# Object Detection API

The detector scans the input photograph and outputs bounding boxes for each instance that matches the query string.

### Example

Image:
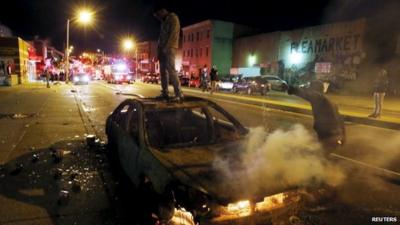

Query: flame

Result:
[255,192,285,212]
[214,192,287,222]
[227,200,251,216]
[170,208,196,225]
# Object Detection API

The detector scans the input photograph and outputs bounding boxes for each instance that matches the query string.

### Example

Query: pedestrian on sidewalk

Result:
[201,64,209,92]
[45,69,50,88]
[288,80,345,150]
[368,69,389,118]
[210,65,218,94]
[153,4,184,102]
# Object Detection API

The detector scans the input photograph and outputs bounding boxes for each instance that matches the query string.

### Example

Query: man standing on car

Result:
[153,5,184,101]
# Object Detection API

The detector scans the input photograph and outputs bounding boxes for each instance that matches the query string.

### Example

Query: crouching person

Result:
[288,81,345,151]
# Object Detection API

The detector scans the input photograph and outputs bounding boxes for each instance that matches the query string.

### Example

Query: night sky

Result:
[0,0,398,54]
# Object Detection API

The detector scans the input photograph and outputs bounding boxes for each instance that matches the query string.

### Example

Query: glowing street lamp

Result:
[65,8,95,83]
[77,10,93,24]
[122,38,138,76]
[122,39,134,51]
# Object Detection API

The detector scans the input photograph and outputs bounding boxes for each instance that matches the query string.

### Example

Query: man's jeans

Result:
[373,92,385,115]
[159,48,182,97]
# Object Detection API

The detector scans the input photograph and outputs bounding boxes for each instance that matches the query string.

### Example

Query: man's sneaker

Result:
[170,95,184,103]
[155,93,169,100]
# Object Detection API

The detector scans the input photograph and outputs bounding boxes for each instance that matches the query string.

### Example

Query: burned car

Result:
[106,97,293,224]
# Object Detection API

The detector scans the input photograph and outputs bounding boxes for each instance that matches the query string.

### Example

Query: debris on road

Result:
[54,168,63,180]
[72,179,82,192]
[86,134,96,147]
[31,154,39,163]
[58,190,70,205]
[12,114,28,119]
[51,149,64,163]
[70,89,77,93]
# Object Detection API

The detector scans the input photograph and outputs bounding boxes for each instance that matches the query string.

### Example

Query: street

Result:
[0,81,399,225]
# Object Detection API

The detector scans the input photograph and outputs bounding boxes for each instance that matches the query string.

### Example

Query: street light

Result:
[122,38,138,77]
[65,8,94,83]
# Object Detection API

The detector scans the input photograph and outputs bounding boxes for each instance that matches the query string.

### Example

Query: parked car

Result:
[105,97,294,224]
[188,77,200,88]
[217,76,237,92]
[142,73,159,84]
[179,75,190,86]
[232,76,270,95]
[72,73,90,85]
[261,75,288,92]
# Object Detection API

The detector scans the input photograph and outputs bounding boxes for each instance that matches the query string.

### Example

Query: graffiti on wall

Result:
[290,34,362,54]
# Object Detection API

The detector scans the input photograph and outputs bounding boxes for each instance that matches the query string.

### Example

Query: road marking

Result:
[330,153,400,177]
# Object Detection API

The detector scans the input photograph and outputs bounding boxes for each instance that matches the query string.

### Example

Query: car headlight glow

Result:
[127,75,132,80]
[82,75,90,82]
[116,63,127,71]
[73,76,80,82]
[115,75,121,80]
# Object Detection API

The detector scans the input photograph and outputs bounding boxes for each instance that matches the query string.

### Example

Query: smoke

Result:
[214,124,345,197]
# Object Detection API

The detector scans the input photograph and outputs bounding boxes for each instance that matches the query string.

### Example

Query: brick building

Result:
[181,20,253,77]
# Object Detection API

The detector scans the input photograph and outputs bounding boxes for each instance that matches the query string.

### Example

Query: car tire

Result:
[137,178,175,223]
[281,84,288,92]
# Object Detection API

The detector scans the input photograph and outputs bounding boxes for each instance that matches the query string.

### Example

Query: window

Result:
[145,107,210,148]
[207,30,210,38]
[191,49,193,57]
[206,47,209,56]
[128,104,139,136]
[196,32,199,41]
[200,48,202,57]
[191,33,194,42]
[195,49,198,57]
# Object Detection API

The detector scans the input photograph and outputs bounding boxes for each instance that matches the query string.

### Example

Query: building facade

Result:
[182,20,239,77]
[232,18,400,94]
[0,23,12,37]
[137,41,158,75]
[0,37,33,85]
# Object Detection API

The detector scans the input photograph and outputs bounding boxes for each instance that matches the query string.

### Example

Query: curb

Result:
[105,81,400,130]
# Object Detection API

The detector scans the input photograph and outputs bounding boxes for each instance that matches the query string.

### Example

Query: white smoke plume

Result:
[214,124,345,196]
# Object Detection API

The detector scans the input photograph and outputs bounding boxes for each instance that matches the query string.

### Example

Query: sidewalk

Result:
[173,84,400,130]
[0,83,113,225]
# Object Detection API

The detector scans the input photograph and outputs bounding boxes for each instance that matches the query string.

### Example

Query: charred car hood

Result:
[150,141,291,204]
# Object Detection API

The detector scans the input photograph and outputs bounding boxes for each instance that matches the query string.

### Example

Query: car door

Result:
[267,77,279,89]
[117,101,142,186]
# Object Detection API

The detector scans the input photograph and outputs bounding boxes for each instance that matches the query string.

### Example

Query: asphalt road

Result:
[1,81,399,225]
[73,81,400,222]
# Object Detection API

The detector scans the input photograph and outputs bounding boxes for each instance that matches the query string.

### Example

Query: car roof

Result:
[261,75,281,79]
[127,96,212,110]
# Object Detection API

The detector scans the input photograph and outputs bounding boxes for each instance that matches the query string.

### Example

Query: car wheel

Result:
[281,84,288,92]
[137,178,175,223]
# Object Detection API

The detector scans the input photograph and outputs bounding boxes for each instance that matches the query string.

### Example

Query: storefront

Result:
[232,19,369,85]
[0,37,31,86]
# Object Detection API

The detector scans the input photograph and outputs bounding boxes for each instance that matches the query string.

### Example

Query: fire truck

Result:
[105,62,135,84]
